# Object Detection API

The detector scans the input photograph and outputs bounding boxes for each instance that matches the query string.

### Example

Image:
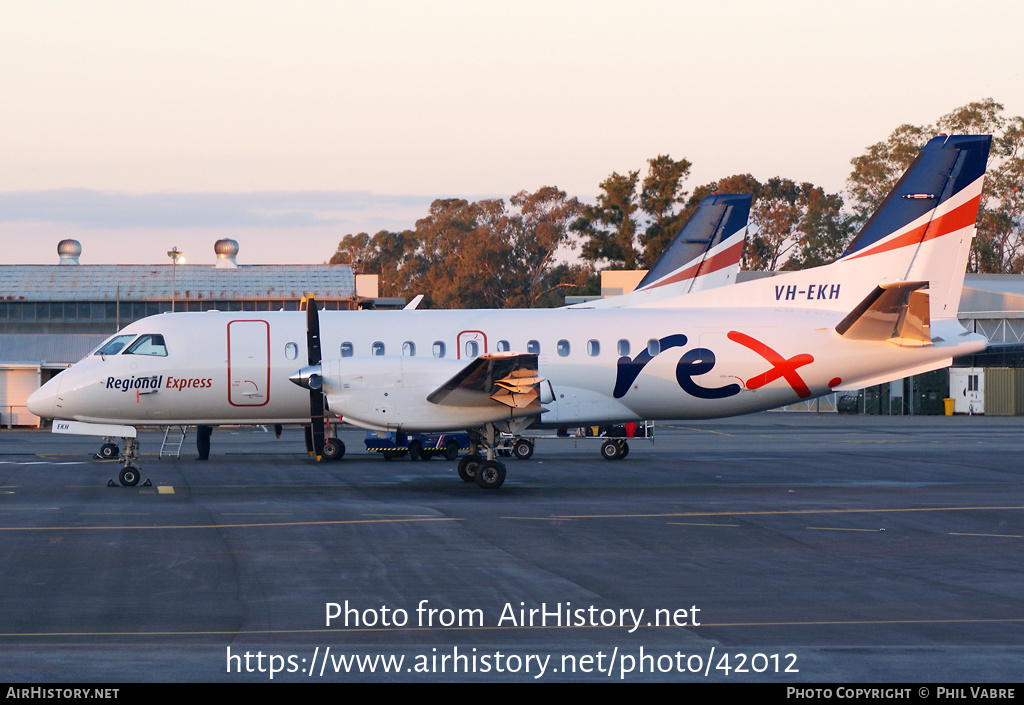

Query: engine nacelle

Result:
[318,356,541,432]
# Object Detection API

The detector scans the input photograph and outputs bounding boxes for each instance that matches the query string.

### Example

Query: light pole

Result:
[167,247,184,312]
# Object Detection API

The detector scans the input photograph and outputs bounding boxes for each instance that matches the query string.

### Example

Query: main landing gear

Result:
[458,423,507,490]
[321,437,346,461]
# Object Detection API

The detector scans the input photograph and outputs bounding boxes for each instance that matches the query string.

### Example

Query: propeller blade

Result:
[306,296,322,366]
[305,296,326,459]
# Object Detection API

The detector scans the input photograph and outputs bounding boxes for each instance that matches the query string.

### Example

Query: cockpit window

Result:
[123,334,168,357]
[94,334,136,356]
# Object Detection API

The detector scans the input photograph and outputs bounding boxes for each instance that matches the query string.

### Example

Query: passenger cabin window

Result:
[617,339,630,357]
[497,340,510,352]
[587,340,600,357]
[341,342,353,357]
[647,339,660,356]
[527,340,540,354]
[403,341,416,357]
[285,342,299,360]
[95,334,135,356]
[433,341,446,358]
[123,334,168,357]
[372,342,385,356]
[557,340,570,357]
[465,340,480,358]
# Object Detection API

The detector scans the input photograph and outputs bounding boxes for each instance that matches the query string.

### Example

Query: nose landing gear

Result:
[114,437,149,487]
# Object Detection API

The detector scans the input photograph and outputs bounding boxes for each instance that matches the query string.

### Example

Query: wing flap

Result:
[427,353,544,411]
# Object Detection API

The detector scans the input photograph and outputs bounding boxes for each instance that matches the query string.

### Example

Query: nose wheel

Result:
[119,466,141,487]
[113,437,148,487]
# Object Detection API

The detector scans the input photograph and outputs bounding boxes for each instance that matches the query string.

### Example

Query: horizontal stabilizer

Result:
[427,353,544,411]
[835,282,932,345]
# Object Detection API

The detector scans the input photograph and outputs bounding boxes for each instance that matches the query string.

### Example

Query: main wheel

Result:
[601,439,621,460]
[408,441,422,461]
[475,460,506,489]
[119,466,140,487]
[618,440,629,459]
[99,443,119,459]
[457,454,481,482]
[322,438,345,461]
[512,438,534,460]
[444,440,460,460]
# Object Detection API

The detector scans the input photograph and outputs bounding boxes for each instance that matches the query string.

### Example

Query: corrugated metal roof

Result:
[0,334,107,365]
[0,265,355,301]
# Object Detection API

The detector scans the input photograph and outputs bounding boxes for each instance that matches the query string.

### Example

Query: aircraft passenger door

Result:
[227,320,271,406]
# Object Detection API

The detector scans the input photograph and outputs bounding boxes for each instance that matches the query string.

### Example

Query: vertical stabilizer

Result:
[841,134,991,319]
[572,193,751,309]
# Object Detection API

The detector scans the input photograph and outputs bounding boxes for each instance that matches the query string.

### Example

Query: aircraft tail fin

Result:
[637,193,751,294]
[570,193,751,309]
[838,134,991,319]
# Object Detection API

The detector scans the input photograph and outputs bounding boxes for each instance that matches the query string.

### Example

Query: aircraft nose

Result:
[289,364,323,390]
[27,376,61,419]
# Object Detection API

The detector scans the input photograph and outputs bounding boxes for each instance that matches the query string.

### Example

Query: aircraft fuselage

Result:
[29,305,983,432]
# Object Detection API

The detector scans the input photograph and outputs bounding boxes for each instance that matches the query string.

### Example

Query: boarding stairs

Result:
[159,425,189,459]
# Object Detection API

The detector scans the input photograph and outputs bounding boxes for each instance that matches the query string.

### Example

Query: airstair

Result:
[159,425,189,459]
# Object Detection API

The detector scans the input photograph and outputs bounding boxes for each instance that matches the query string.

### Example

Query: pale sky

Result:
[1,0,1021,265]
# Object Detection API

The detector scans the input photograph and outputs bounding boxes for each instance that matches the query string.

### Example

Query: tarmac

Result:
[0,413,1022,682]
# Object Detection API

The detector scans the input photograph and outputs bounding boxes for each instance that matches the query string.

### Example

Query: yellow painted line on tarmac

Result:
[361,513,436,518]
[501,516,574,522]
[0,517,463,532]
[0,507,59,511]
[667,521,740,527]
[806,527,885,532]
[669,426,736,436]
[540,506,1024,520]
[80,512,150,516]
[950,532,1023,538]
[157,486,174,494]
[222,513,294,516]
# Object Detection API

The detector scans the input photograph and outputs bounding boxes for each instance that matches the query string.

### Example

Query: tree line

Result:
[331,99,1024,308]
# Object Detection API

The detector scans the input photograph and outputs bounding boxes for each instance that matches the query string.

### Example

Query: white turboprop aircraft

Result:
[29,135,990,490]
